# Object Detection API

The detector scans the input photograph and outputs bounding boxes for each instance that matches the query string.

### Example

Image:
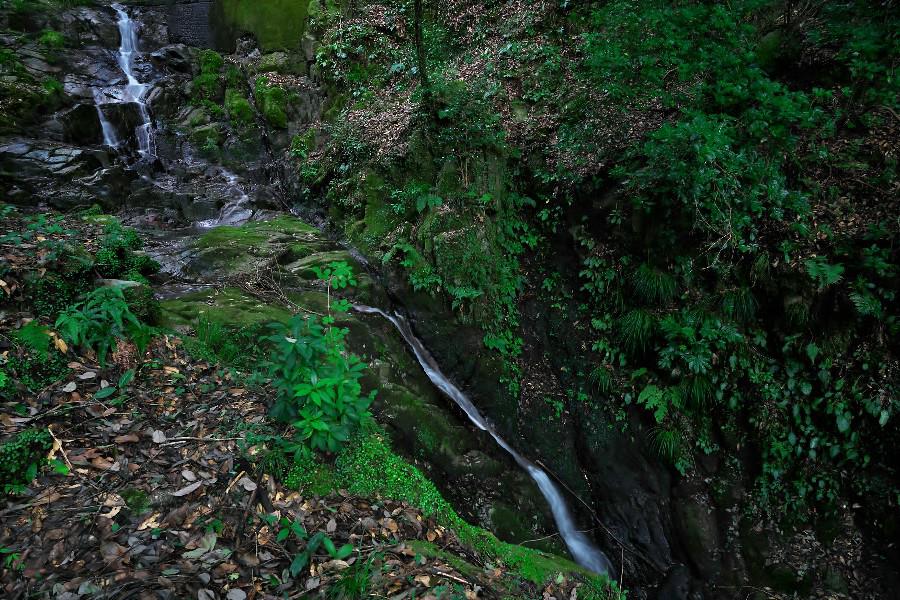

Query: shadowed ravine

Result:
[354,304,614,576]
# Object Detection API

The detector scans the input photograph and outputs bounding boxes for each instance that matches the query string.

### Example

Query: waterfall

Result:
[354,305,614,576]
[94,3,154,156]
[194,168,254,228]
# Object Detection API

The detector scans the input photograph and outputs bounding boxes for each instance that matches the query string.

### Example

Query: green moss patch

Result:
[160,288,292,329]
[219,0,309,50]
[285,425,617,591]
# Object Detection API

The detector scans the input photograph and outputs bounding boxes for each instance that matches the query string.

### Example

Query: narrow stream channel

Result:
[354,305,614,576]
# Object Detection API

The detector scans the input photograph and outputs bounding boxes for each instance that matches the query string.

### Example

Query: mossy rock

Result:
[160,287,292,329]
[215,0,310,51]
[190,123,222,146]
[189,217,322,278]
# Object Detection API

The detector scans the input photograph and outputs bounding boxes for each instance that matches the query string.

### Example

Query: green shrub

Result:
[254,76,288,128]
[26,259,93,318]
[262,261,372,453]
[55,287,153,365]
[0,429,52,494]
[225,89,254,126]
[37,29,64,50]
[94,222,160,282]
[262,314,374,452]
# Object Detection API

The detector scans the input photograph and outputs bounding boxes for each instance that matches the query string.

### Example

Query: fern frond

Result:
[10,321,51,358]
[722,287,757,322]
[679,375,713,408]
[618,309,655,354]
[650,426,681,463]
[849,291,883,318]
[632,263,678,306]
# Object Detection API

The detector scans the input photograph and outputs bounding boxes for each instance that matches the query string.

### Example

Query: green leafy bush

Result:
[94,222,160,282]
[55,287,152,365]
[254,76,288,128]
[225,89,254,126]
[262,262,373,452]
[262,315,374,453]
[0,429,53,494]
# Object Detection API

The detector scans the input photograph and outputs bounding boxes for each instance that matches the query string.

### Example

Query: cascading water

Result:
[194,168,254,228]
[354,305,614,576]
[94,3,154,156]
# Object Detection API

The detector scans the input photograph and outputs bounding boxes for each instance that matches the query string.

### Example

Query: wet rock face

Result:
[0,138,118,208]
[59,104,104,145]
[166,1,216,49]
[97,102,146,147]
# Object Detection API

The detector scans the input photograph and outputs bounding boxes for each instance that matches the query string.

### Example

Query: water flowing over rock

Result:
[354,305,614,576]
[93,3,154,156]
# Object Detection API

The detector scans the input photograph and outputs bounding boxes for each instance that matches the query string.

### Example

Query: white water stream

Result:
[94,3,154,156]
[354,305,613,575]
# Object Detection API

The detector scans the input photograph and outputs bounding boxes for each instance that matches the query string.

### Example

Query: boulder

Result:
[96,102,145,147]
[60,104,103,145]
[151,44,195,74]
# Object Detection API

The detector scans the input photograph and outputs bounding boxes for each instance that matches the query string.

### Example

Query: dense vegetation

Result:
[303,0,898,531]
[1,0,897,597]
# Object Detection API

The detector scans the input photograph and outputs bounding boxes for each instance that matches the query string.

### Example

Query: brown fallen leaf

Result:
[115,433,140,444]
[172,481,203,497]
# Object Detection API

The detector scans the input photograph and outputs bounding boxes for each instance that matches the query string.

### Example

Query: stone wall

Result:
[166,0,214,48]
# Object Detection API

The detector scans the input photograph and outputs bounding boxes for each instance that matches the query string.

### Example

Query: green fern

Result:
[849,291,883,318]
[55,287,152,366]
[804,256,844,290]
[632,263,677,305]
[617,309,655,354]
[722,287,757,322]
[679,375,713,408]
[650,426,681,464]
[10,321,51,358]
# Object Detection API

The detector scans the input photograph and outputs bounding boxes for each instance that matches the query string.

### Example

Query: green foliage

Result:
[631,263,677,305]
[262,515,353,579]
[327,552,380,600]
[94,222,160,282]
[55,287,152,366]
[3,350,69,393]
[254,76,288,128]
[26,264,93,320]
[37,29,64,50]
[804,256,845,290]
[10,320,51,358]
[0,429,52,494]
[262,314,374,453]
[617,309,654,355]
[225,89,254,126]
